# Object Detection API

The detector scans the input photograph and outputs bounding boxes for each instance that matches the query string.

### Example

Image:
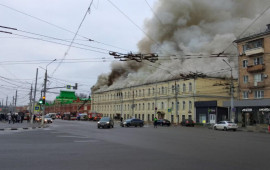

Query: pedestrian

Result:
[21,112,24,123]
[154,117,158,128]
[17,114,21,123]
[120,117,123,123]
[11,113,15,124]
[33,114,36,123]
[8,112,12,124]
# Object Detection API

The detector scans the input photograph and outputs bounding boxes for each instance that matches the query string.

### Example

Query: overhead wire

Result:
[0,3,130,52]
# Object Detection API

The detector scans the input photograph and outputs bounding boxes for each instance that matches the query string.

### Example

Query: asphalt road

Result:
[0,119,269,170]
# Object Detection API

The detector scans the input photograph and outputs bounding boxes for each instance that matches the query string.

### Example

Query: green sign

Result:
[168,108,171,112]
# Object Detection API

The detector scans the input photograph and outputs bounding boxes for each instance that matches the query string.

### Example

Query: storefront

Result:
[195,101,228,124]
[223,99,270,126]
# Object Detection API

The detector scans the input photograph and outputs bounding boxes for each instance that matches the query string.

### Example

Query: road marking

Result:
[74,140,97,143]
[57,135,89,139]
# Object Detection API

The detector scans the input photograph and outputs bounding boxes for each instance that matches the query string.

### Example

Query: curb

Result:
[0,125,49,131]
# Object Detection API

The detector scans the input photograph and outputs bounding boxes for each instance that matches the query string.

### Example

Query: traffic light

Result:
[39,99,43,104]
[42,96,45,104]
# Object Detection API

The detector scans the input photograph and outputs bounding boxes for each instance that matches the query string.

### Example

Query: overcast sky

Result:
[0,0,157,106]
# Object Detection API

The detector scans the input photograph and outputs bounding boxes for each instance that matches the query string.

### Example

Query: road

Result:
[0,119,269,170]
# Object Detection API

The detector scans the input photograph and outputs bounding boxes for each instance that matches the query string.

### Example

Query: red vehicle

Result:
[89,113,102,121]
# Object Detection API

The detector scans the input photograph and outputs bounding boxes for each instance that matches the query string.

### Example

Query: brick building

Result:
[224,24,270,125]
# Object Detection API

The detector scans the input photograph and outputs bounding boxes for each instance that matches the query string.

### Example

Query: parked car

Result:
[213,121,238,131]
[157,119,171,126]
[181,119,195,127]
[44,115,53,123]
[121,118,144,127]
[97,117,114,129]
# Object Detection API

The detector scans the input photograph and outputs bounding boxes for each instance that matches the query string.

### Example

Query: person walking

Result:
[154,117,158,128]
[8,112,12,124]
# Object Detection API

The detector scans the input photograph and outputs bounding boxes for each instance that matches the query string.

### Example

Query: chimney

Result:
[267,24,270,31]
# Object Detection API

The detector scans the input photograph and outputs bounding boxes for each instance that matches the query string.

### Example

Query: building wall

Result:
[91,77,235,123]
[237,34,270,99]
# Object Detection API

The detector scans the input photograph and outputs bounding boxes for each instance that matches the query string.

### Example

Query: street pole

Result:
[42,59,56,126]
[29,85,33,120]
[31,68,38,124]
[175,80,179,124]
[222,59,234,122]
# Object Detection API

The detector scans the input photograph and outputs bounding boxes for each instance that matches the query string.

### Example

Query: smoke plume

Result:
[92,0,270,92]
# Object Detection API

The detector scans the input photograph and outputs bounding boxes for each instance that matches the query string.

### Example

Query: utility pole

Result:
[42,69,47,126]
[42,59,56,126]
[222,59,234,122]
[175,80,179,124]
[154,82,157,118]
[132,89,134,118]
[12,96,14,113]
[31,68,38,124]
[29,85,33,122]
[15,90,17,113]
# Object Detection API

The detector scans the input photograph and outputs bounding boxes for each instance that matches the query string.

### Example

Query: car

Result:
[121,118,144,127]
[213,121,238,131]
[181,119,195,127]
[157,119,171,126]
[97,117,114,129]
[44,115,53,123]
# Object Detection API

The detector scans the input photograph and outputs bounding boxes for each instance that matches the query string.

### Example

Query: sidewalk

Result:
[0,121,48,131]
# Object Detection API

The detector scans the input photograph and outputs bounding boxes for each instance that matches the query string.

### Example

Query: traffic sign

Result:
[66,85,71,89]
[168,109,171,112]
[34,106,40,111]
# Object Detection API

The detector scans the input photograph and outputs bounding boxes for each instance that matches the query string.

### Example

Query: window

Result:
[162,87,164,94]
[254,57,263,65]
[246,39,263,50]
[189,83,192,92]
[171,102,174,110]
[143,103,145,110]
[182,101,186,110]
[139,90,141,97]
[254,74,263,83]
[177,102,179,111]
[243,60,248,67]
[143,89,145,97]
[139,103,141,110]
[161,102,164,110]
[243,75,249,84]
[176,84,180,93]
[148,103,150,110]
[152,88,155,96]
[172,85,175,94]
[183,84,186,92]
[243,91,249,99]
[255,90,264,99]
[148,88,150,96]
[152,103,154,110]
[189,101,192,110]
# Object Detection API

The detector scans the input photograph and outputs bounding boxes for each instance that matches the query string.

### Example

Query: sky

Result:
[0,0,157,106]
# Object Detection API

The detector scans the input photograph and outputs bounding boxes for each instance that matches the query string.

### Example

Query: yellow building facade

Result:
[91,77,237,123]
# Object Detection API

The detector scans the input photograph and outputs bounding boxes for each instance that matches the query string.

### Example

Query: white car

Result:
[44,115,53,123]
[213,121,238,131]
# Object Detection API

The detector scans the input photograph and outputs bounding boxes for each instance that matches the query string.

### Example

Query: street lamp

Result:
[41,59,56,125]
[222,59,235,122]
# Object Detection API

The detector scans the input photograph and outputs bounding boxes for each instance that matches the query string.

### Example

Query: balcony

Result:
[247,81,265,89]
[245,47,264,56]
[247,64,265,73]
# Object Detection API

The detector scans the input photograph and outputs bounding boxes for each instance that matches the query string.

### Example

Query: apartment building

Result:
[91,76,236,124]
[225,24,270,125]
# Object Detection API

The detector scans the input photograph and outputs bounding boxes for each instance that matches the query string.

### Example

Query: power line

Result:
[0,3,130,52]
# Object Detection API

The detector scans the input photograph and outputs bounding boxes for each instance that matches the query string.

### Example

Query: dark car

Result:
[157,119,171,126]
[121,118,144,127]
[181,119,195,127]
[97,117,114,129]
